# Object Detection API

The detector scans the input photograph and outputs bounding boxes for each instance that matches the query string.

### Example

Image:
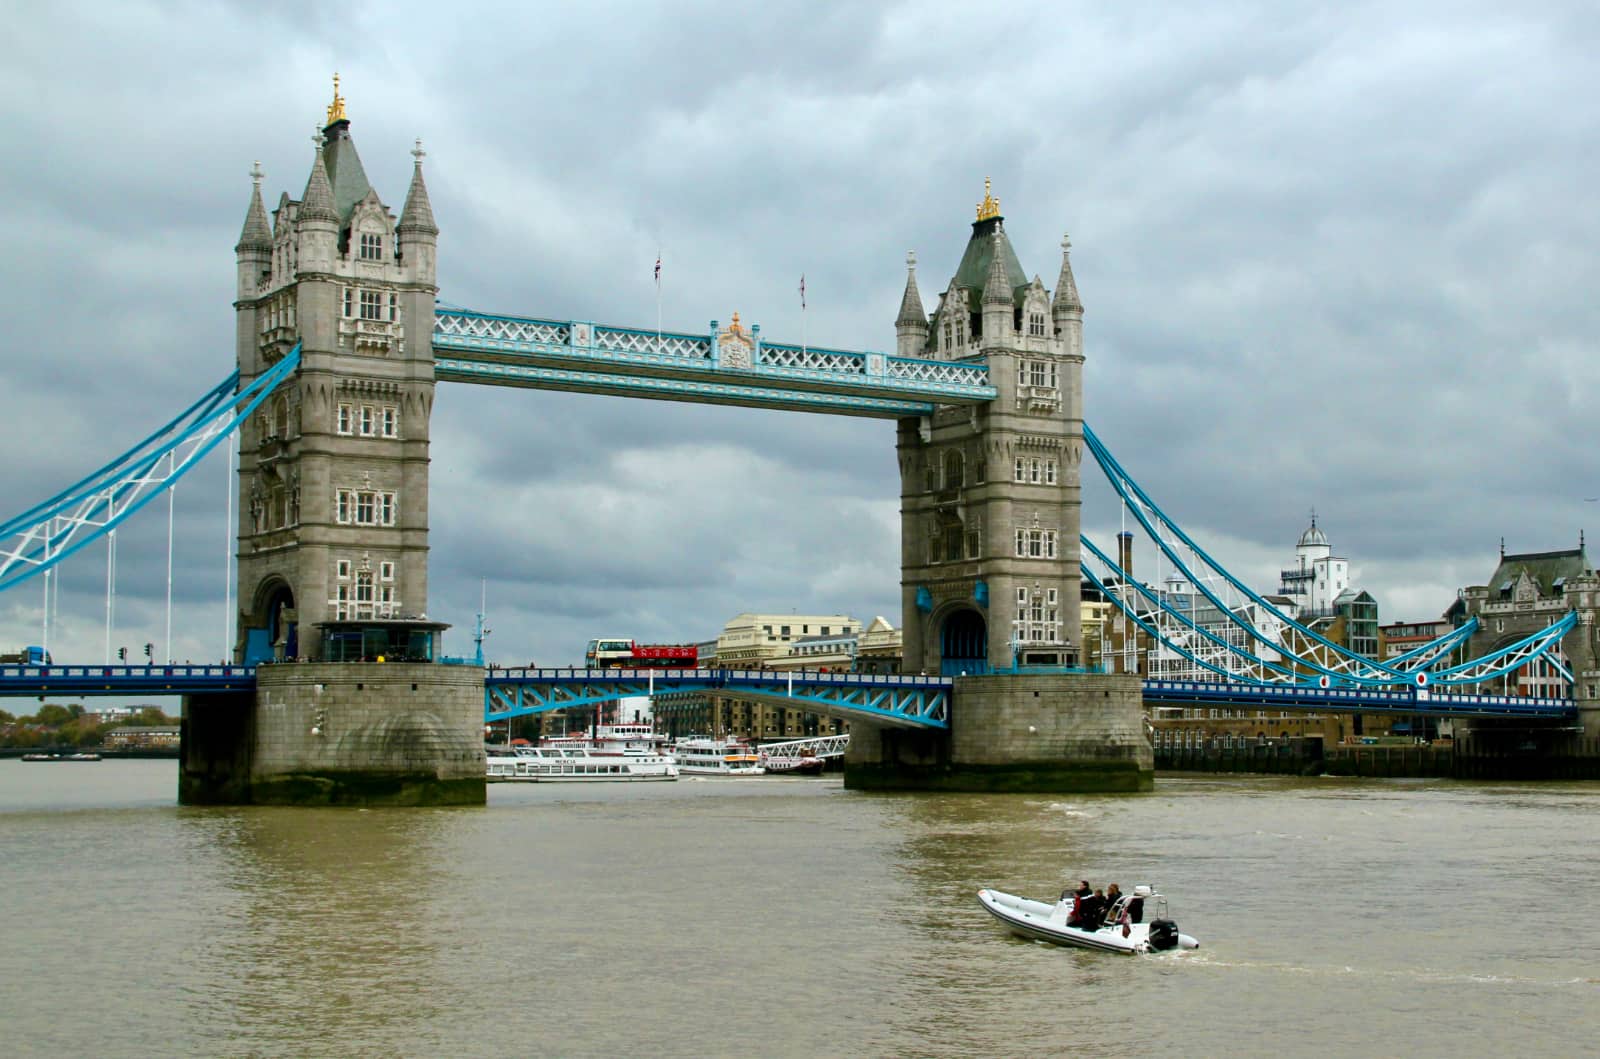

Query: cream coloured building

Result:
[714,612,861,669]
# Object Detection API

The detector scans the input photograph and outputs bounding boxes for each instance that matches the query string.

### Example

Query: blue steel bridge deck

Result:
[0,663,255,697]
[1143,679,1575,720]
[433,307,996,417]
[485,667,953,729]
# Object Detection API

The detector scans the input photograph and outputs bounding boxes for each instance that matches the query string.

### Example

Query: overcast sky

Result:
[2,0,1597,671]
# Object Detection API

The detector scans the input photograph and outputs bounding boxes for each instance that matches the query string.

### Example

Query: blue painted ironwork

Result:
[484,667,951,729]
[1142,679,1576,720]
[0,663,256,697]
[0,345,302,593]
[1082,421,1575,690]
[433,307,995,417]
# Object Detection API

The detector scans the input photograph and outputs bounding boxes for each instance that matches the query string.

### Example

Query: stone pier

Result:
[180,662,486,806]
[844,673,1152,792]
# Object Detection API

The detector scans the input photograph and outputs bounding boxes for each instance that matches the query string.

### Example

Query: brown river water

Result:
[2,760,1597,1057]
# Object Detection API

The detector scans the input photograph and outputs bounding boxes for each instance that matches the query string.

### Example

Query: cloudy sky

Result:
[2,0,1597,671]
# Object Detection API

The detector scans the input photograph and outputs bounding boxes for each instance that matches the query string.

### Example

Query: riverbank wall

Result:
[1156,737,1600,780]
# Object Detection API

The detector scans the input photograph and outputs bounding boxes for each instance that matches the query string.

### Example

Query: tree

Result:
[34,703,73,728]
[134,706,174,727]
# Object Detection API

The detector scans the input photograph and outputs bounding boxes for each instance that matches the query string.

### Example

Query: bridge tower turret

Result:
[231,79,439,663]
[896,182,1084,675]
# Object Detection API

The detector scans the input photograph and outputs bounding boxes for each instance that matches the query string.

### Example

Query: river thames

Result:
[2,761,1596,1057]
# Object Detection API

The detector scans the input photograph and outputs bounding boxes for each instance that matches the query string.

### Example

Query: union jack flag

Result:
[799,274,806,310]
[654,254,661,285]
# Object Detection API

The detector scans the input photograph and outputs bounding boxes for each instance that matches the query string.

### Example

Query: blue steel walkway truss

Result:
[433,306,996,417]
[484,668,952,729]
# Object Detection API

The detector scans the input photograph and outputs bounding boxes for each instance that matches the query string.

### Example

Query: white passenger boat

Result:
[977,885,1200,954]
[486,745,679,782]
[671,737,764,776]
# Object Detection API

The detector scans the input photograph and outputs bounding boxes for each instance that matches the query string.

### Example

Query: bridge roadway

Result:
[0,665,1576,723]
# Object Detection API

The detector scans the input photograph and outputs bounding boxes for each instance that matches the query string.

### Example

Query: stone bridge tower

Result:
[231,79,439,662]
[896,183,1084,675]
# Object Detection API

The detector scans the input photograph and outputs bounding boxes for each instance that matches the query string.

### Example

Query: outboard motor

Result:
[1147,918,1181,952]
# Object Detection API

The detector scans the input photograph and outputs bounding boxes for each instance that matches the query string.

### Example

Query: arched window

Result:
[943,450,964,490]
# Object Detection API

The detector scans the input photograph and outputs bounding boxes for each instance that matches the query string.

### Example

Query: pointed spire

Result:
[398,138,439,236]
[896,251,926,328]
[982,230,1012,306]
[300,130,338,224]
[235,161,272,253]
[1052,232,1082,313]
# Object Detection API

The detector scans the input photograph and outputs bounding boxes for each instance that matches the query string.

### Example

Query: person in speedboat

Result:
[1072,888,1108,929]
[1061,880,1092,925]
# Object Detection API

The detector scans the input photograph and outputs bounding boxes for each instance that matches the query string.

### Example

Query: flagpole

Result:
[799,273,807,356]
[655,249,662,348]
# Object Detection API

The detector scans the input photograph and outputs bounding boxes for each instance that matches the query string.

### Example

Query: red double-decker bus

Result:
[584,638,698,668]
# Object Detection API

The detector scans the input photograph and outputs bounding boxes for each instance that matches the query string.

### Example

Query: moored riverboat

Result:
[671,737,764,776]
[758,752,825,775]
[20,751,102,762]
[486,745,678,782]
[977,885,1199,954]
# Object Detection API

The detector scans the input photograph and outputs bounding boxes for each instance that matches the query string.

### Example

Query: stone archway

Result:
[939,607,988,677]
[241,579,297,664]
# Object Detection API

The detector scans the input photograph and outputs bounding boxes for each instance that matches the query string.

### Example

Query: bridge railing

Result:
[434,308,994,397]
[486,666,953,689]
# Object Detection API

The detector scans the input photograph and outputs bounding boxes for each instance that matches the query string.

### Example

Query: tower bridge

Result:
[2,83,1594,803]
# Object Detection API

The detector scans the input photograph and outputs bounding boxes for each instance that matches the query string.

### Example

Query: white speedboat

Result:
[671,737,764,776]
[977,885,1199,954]
[486,745,678,782]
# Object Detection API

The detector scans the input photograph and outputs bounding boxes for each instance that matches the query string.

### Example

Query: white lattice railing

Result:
[758,344,865,374]
[592,327,711,359]
[435,307,994,397]
[434,313,570,347]
[888,359,990,386]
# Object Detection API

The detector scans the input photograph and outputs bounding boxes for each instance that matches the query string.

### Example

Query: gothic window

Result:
[336,490,351,524]
[1028,312,1046,337]
[1014,528,1058,559]
[380,561,394,582]
[359,406,375,436]
[925,459,938,494]
[335,584,350,620]
[944,523,963,562]
[942,321,952,351]
[356,571,375,607]
[337,404,353,435]
[381,407,398,437]
[289,485,300,525]
[955,317,966,347]
[388,292,398,322]
[343,288,353,318]
[1045,460,1058,485]
[360,232,382,261]
[379,492,396,526]
[1029,458,1041,484]
[337,559,351,580]
[943,450,964,490]
[1014,457,1025,483]
[271,396,289,437]
[360,289,383,321]
[928,535,941,565]
[966,529,980,558]
[356,492,375,524]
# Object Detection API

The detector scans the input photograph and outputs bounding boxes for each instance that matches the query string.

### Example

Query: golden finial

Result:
[976,177,1000,221]
[325,72,347,126]
[730,311,743,334]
